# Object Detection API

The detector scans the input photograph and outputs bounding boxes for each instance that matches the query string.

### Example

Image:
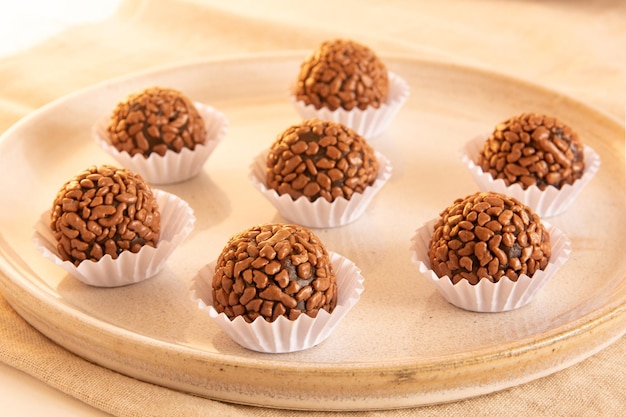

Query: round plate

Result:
[0,52,624,411]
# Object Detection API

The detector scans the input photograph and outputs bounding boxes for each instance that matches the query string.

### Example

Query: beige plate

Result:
[0,53,624,411]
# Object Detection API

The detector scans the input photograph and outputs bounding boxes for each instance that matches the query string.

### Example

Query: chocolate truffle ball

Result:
[477,112,585,190]
[107,86,206,157]
[428,191,551,285]
[266,118,379,202]
[50,165,161,266]
[212,223,337,323]
[295,39,389,111]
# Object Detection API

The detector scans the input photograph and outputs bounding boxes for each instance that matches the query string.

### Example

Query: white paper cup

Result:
[410,218,571,313]
[290,72,409,140]
[33,189,195,287]
[461,135,601,217]
[93,102,228,185]
[190,252,365,353]
[249,149,392,228]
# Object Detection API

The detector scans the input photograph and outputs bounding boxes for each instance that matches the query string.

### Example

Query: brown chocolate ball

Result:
[428,191,551,285]
[295,39,389,111]
[477,112,585,190]
[107,86,206,157]
[212,223,337,323]
[266,118,379,203]
[50,165,161,266]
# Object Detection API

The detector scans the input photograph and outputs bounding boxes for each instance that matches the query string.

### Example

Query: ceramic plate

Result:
[0,52,624,411]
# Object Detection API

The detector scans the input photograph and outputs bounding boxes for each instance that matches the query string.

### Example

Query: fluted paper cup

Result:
[190,252,364,353]
[93,102,228,185]
[249,149,392,228]
[290,72,409,140]
[33,189,195,287]
[410,218,571,313]
[462,135,601,217]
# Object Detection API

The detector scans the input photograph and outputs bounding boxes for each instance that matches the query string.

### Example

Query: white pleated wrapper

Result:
[289,72,410,140]
[249,150,392,228]
[410,218,571,313]
[461,135,601,217]
[190,252,365,353]
[33,189,195,287]
[93,102,228,185]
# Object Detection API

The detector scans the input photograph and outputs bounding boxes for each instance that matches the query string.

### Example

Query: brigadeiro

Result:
[33,164,195,287]
[290,39,409,140]
[249,118,392,228]
[462,112,600,217]
[410,191,571,312]
[51,165,161,265]
[93,86,227,184]
[190,223,365,353]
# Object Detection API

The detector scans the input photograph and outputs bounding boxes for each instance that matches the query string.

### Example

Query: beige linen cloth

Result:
[1,0,624,415]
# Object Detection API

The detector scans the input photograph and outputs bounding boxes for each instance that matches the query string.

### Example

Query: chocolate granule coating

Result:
[50,165,161,266]
[295,39,389,111]
[428,192,551,285]
[477,112,585,190]
[266,118,379,203]
[212,223,337,323]
[107,86,206,158]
